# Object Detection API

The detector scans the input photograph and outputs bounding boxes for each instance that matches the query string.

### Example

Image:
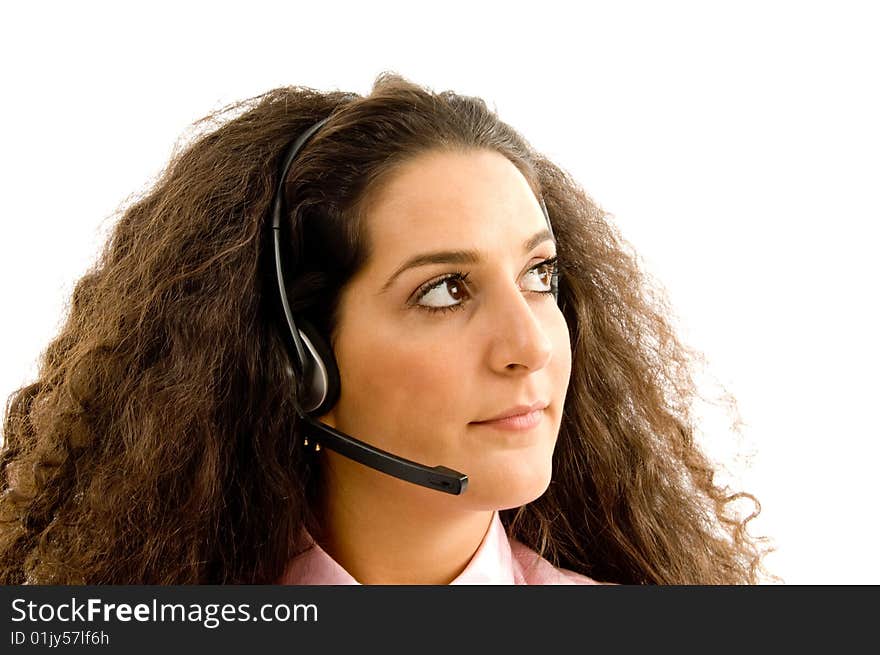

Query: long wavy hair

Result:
[0,71,772,584]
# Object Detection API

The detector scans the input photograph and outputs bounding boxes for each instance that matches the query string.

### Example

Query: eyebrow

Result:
[379,228,556,294]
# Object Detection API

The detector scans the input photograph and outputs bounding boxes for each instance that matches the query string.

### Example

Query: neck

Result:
[316,452,493,585]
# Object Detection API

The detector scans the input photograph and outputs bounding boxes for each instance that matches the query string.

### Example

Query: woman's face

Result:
[318,148,572,511]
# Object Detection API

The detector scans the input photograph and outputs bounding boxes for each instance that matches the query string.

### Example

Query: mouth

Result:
[470,406,546,431]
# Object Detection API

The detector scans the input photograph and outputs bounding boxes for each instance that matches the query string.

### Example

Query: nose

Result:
[485,283,554,374]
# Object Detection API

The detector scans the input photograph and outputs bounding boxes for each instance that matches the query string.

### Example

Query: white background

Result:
[1,1,877,584]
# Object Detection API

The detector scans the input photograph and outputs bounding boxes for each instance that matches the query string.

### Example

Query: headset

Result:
[270,115,557,496]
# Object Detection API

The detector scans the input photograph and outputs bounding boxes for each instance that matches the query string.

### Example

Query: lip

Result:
[471,401,549,428]
[471,408,545,431]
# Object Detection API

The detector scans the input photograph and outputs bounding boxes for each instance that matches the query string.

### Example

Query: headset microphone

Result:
[270,115,557,496]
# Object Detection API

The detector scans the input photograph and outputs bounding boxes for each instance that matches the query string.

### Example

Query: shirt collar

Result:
[278,511,516,585]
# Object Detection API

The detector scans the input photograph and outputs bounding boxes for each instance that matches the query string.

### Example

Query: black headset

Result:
[270,115,557,496]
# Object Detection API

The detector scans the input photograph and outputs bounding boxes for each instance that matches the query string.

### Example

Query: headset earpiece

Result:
[295,317,341,416]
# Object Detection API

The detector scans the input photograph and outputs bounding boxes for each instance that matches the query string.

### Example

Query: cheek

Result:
[335,323,468,435]
[545,310,573,395]
[557,317,573,385]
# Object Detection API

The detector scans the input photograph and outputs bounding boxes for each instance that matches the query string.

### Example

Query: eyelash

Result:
[412,257,559,315]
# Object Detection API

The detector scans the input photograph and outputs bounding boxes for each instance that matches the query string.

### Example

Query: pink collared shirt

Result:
[277,511,601,585]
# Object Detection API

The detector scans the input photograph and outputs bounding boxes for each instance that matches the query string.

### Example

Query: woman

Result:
[0,72,770,584]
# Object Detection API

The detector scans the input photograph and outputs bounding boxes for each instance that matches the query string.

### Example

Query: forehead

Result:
[362,149,546,260]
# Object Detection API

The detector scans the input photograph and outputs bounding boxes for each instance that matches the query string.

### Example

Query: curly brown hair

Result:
[0,71,772,584]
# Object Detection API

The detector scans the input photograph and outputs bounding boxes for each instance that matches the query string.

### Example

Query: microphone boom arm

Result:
[300,414,468,495]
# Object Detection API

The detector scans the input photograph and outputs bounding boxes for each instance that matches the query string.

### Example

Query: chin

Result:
[500,477,553,510]
[463,460,554,511]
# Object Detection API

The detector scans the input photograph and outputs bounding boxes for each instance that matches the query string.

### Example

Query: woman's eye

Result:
[414,274,471,314]
[412,257,558,315]
[523,259,557,292]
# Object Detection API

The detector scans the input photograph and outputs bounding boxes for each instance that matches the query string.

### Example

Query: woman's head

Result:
[0,72,771,584]
[272,81,578,515]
